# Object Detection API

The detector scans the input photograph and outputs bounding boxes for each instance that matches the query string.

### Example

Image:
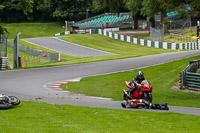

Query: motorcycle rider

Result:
[129,71,145,97]
[121,99,169,110]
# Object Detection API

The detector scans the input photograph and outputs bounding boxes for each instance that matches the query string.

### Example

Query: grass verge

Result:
[4,22,65,39]
[61,55,200,108]
[60,34,176,55]
[0,101,199,133]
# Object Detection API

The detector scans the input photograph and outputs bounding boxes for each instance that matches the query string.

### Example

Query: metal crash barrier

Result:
[180,59,200,90]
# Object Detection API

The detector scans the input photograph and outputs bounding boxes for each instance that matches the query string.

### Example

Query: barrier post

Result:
[13,32,21,69]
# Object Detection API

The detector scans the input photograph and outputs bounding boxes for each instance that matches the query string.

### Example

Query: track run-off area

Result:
[1,37,200,116]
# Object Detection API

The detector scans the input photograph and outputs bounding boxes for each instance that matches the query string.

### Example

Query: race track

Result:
[1,49,200,116]
[23,37,115,57]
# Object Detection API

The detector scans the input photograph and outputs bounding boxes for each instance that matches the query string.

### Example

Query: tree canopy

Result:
[0,0,199,27]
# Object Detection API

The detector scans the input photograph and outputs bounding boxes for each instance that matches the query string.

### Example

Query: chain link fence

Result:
[0,34,8,57]
[8,53,51,68]
[150,27,164,42]
[7,40,60,61]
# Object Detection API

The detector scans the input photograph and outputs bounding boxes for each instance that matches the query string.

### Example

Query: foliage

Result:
[124,0,142,29]
[0,24,8,35]
[92,0,127,13]
[52,0,92,21]
[124,0,142,16]
[0,0,200,23]
[13,0,34,15]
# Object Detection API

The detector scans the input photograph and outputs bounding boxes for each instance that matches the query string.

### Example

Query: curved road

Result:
[23,37,115,57]
[1,50,200,116]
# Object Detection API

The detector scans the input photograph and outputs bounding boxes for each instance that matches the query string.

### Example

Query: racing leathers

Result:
[129,74,145,96]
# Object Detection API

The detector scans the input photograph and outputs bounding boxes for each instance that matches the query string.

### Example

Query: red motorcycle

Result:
[123,80,152,103]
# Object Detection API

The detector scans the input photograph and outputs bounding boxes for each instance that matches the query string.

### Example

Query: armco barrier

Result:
[180,59,200,90]
[98,29,199,50]
[185,72,200,90]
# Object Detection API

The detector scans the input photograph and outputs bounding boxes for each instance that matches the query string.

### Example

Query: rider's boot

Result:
[161,103,169,110]
[121,100,129,108]
[151,103,169,110]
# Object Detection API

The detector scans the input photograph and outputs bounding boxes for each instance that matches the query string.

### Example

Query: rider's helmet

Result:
[138,71,144,79]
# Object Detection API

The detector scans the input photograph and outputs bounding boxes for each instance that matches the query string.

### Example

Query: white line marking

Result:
[21,39,67,55]
[44,78,112,100]
[53,37,117,55]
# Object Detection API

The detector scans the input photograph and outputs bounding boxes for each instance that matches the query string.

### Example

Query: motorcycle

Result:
[0,94,20,109]
[122,80,169,110]
[123,80,152,103]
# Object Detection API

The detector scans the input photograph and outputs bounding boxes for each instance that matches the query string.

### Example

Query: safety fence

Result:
[0,35,10,69]
[0,34,8,57]
[98,29,199,50]
[7,40,60,61]
[180,59,200,91]
[170,33,196,43]
[150,27,164,42]
[7,53,51,68]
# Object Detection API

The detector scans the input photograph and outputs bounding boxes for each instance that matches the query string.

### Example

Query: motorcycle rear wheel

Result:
[0,103,12,109]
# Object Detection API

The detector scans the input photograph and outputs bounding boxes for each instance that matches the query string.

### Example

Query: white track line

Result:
[44,77,112,100]
[53,37,117,55]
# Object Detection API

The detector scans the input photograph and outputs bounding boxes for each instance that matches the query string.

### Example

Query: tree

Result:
[92,0,126,14]
[0,0,34,35]
[124,0,143,29]
[12,0,34,15]
[51,0,93,21]
[34,0,54,21]
[140,0,183,28]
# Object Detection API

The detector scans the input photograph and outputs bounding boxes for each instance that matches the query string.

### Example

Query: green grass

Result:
[0,101,199,133]
[61,34,176,56]
[4,22,65,39]
[61,55,200,108]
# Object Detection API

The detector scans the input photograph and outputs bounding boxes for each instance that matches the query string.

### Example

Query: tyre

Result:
[148,94,152,103]
[143,93,152,103]
[0,103,12,109]
[8,96,20,105]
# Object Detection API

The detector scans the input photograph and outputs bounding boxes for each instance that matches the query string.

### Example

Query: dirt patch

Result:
[172,82,200,94]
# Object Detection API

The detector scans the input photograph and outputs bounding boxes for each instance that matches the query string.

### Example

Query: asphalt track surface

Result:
[1,48,200,116]
[23,37,115,57]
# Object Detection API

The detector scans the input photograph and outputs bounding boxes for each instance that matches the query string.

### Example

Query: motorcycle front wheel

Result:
[145,93,152,103]
[142,92,152,103]
[8,96,20,105]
